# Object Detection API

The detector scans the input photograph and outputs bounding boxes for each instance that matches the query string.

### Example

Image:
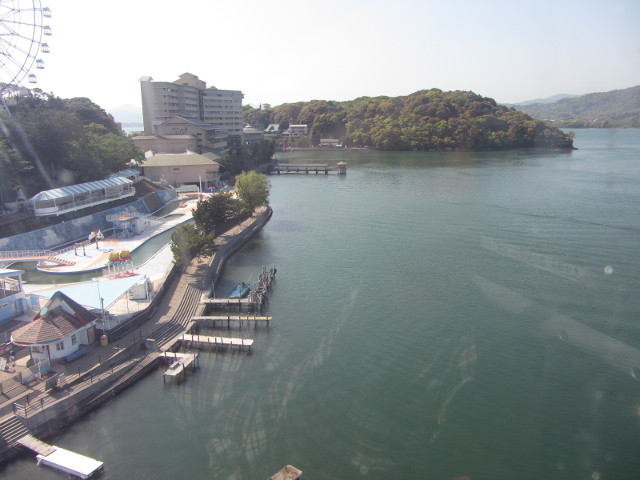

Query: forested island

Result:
[244,89,574,151]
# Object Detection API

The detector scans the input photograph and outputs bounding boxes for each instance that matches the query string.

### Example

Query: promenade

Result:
[0,205,272,466]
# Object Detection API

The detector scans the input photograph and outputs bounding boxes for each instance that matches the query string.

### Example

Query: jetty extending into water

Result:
[192,314,272,329]
[180,333,254,351]
[269,162,346,175]
[160,352,199,383]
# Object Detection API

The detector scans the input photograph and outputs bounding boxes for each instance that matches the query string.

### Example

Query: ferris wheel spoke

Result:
[0,17,42,30]
[0,0,48,94]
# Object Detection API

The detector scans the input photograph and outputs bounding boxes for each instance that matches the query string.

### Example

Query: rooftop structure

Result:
[0,268,37,325]
[140,151,220,189]
[11,291,99,363]
[30,177,135,217]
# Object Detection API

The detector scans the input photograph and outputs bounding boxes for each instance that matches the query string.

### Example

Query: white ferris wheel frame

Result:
[0,0,49,94]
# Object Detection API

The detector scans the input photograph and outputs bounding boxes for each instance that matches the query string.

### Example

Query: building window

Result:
[55,341,64,351]
[71,334,77,345]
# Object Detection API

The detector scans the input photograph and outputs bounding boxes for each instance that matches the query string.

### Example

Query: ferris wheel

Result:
[0,0,51,96]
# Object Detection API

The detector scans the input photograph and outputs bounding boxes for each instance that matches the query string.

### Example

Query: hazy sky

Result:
[27,0,640,110]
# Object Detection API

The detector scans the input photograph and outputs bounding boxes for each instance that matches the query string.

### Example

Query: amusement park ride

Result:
[0,1,52,109]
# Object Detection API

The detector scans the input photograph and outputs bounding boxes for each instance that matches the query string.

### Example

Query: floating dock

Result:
[268,465,303,480]
[37,447,104,479]
[180,333,253,351]
[18,434,103,479]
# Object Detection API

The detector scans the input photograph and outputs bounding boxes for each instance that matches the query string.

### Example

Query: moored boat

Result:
[227,282,250,298]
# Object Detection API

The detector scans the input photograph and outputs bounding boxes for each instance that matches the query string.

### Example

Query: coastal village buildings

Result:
[138,73,243,154]
[243,125,264,145]
[286,124,308,136]
[132,134,197,155]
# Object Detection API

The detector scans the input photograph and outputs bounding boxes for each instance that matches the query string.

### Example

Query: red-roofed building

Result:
[11,291,99,363]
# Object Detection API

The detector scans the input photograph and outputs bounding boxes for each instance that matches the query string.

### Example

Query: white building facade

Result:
[140,73,244,138]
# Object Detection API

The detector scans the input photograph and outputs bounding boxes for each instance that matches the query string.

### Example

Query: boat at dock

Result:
[227,282,250,298]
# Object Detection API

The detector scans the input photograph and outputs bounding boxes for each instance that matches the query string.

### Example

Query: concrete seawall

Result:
[203,205,273,293]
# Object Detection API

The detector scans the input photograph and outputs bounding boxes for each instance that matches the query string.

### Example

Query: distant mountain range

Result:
[108,104,143,126]
[512,85,640,128]
[510,94,579,106]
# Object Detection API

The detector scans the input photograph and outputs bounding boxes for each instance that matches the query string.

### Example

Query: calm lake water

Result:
[4,129,640,480]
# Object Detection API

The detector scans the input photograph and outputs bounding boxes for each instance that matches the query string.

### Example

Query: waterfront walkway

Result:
[0,206,272,465]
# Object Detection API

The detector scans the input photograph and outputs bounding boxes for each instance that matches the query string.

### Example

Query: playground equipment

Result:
[88,229,104,249]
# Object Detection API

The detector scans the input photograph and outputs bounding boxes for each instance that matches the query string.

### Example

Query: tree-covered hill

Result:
[515,85,640,128]
[244,89,574,151]
[0,90,144,202]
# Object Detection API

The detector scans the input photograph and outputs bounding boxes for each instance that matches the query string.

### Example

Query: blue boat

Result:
[227,282,250,298]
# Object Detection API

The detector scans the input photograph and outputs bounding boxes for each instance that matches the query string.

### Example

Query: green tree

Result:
[62,97,121,134]
[170,223,217,266]
[1,91,144,199]
[192,192,244,233]
[243,104,272,130]
[234,171,270,211]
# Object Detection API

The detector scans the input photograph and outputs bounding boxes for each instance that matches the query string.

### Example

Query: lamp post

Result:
[95,278,107,330]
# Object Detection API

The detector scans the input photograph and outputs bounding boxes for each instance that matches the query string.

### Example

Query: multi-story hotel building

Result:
[139,73,244,141]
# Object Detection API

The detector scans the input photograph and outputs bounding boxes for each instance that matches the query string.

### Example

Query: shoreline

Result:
[0,205,273,468]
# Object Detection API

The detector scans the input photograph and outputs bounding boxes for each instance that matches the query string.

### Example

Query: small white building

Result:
[11,291,98,363]
[0,268,38,326]
[286,124,308,136]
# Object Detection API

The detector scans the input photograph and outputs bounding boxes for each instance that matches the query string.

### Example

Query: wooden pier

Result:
[192,314,272,329]
[17,434,56,456]
[180,333,253,351]
[160,352,199,382]
[201,297,254,310]
[270,162,346,175]
[18,434,103,479]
